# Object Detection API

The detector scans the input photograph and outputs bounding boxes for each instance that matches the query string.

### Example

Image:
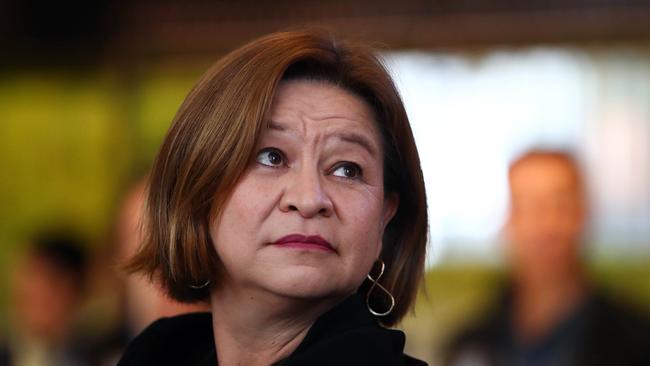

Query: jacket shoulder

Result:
[578,294,650,366]
[283,325,427,366]
[117,312,214,366]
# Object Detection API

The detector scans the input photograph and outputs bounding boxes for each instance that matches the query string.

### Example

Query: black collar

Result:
[119,293,427,366]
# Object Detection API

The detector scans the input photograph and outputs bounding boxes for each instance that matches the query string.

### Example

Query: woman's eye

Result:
[256,148,285,167]
[332,162,362,179]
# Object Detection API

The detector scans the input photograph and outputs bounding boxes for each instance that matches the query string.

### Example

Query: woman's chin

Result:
[257,268,356,300]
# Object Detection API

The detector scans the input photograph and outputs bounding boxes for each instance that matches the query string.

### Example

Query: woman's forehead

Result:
[266,80,381,144]
[271,80,374,121]
[264,121,380,159]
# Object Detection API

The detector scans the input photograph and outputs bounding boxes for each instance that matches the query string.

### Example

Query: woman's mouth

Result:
[272,234,336,253]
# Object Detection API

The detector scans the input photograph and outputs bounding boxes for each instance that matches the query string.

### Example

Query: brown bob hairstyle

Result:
[127,30,428,326]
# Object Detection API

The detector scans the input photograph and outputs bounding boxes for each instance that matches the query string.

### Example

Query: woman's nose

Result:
[279,167,334,218]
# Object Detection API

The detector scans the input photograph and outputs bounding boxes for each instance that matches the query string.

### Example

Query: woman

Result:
[119,30,428,366]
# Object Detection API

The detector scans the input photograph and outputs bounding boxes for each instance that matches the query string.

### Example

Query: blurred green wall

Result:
[0,66,200,316]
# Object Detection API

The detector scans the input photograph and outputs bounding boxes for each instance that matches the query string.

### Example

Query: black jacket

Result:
[444,289,650,366]
[118,294,427,365]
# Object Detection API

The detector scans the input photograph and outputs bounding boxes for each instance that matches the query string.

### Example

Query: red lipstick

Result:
[272,234,335,252]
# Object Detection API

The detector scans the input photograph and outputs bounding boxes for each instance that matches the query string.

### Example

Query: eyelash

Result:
[256,147,286,168]
[330,161,364,180]
[255,147,364,180]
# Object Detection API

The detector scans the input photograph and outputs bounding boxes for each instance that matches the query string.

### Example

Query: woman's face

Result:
[210,80,398,301]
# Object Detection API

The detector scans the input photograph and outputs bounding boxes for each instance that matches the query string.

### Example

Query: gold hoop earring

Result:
[190,280,210,289]
[366,260,395,317]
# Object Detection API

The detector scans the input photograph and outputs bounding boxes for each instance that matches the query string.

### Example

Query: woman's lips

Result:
[272,234,335,252]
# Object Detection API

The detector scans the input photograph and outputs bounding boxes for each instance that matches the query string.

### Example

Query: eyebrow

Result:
[267,120,379,157]
[336,132,378,157]
[268,121,287,131]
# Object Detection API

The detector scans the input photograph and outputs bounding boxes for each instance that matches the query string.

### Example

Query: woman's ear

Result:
[381,193,399,231]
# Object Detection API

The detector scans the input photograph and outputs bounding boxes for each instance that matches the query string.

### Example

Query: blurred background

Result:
[1,1,649,365]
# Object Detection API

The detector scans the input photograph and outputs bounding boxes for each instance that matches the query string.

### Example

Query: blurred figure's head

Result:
[116,178,209,335]
[506,149,587,286]
[11,232,87,342]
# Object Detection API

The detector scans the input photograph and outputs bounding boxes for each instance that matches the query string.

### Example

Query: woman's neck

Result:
[209,286,341,366]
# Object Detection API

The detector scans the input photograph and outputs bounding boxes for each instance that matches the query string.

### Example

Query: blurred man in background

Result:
[1,233,91,366]
[445,149,650,366]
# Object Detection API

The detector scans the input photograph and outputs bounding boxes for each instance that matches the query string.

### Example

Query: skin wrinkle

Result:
[267,120,379,159]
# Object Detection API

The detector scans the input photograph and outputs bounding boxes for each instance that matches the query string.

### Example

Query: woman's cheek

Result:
[234,174,278,213]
